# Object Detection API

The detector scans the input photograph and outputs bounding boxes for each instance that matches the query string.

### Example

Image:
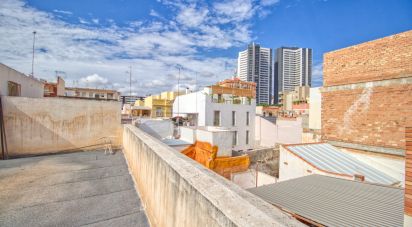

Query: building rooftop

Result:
[283,143,399,185]
[248,174,404,227]
[0,150,149,227]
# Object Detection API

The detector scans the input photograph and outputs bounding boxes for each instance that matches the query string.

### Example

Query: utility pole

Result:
[31,31,37,77]
[177,66,181,128]
[195,72,198,124]
[129,66,132,97]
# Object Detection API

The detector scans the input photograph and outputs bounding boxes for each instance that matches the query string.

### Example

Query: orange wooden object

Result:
[181,141,250,178]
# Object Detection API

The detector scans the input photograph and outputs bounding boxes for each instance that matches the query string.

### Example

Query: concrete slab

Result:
[0,150,149,227]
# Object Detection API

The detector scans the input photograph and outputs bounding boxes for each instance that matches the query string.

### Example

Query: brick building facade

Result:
[322,30,412,155]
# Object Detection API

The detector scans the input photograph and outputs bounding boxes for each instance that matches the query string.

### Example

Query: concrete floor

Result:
[0,150,149,227]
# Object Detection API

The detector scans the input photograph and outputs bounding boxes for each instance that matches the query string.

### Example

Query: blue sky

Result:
[0,0,411,95]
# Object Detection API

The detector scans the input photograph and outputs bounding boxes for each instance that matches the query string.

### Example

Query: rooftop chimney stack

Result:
[405,127,412,226]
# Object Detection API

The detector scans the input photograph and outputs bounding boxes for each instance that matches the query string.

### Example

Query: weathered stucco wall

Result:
[246,147,279,177]
[3,97,122,157]
[122,125,304,227]
[0,63,44,98]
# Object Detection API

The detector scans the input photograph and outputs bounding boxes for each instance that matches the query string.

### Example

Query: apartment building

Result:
[65,87,120,100]
[275,47,312,103]
[237,43,272,105]
[173,79,256,151]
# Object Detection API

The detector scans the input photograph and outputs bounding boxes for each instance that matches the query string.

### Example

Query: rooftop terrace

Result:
[0,150,149,227]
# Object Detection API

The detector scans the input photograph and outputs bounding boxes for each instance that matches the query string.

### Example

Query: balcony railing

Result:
[212,97,252,105]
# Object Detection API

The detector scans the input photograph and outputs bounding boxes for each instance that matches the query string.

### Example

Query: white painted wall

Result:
[173,91,207,125]
[137,119,174,140]
[180,126,196,144]
[174,88,256,151]
[180,126,234,157]
[232,169,278,189]
[0,63,44,98]
[309,87,321,130]
[255,117,303,147]
[278,146,353,182]
[197,127,234,156]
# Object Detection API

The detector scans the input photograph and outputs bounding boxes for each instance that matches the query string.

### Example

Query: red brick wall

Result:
[322,30,412,150]
[322,84,412,149]
[406,127,412,215]
[323,30,412,87]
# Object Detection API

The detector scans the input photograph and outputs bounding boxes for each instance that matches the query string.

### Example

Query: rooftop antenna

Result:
[126,66,132,96]
[176,64,182,129]
[31,31,37,77]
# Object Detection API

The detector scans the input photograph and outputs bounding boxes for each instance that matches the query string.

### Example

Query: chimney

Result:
[405,127,412,226]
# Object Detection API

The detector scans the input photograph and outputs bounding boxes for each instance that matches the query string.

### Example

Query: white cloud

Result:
[312,62,323,87]
[79,74,108,87]
[53,9,72,15]
[92,18,99,24]
[0,0,278,95]
[149,9,161,18]
[176,5,209,27]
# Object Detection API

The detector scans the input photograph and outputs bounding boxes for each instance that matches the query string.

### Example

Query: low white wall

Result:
[122,125,303,227]
[196,129,233,157]
[3,96,122,157]
[0,63,44,98]
[137,119,173,139]
[180,126,196,144]
[309,87,321,130]
[232,170,277,189]
[255,116,302,147]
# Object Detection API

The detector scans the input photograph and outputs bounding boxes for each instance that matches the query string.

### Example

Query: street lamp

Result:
[31,31,37,77]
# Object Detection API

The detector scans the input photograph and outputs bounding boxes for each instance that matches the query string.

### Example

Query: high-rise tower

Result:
[237,43,273,105]
[274,47,312,104]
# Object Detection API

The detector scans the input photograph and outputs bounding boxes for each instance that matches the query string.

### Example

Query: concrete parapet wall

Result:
[3,96,122,157]
[122,125,303,227]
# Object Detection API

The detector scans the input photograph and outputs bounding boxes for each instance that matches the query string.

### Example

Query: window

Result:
[232,111,236,126]
[232,131,237,146]
[218,94,223,103]
[246,130,249,145]
[213,111,220,126]
[107,93,113,99]
[7,81,21,96]
[94,94,99,99]
[246,112,250,126]
[156,107,163,117]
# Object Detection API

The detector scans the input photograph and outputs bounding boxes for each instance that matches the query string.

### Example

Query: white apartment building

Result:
[237,43,272,105]
[173,87,256,152]
[65,87,120,100]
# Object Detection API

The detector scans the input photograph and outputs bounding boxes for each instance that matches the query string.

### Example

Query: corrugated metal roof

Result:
[284,143,399,185]
[248,175,404,227]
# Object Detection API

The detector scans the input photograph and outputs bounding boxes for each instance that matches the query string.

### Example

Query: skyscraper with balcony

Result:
[237,43,273,105]
[274,47,312,104]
